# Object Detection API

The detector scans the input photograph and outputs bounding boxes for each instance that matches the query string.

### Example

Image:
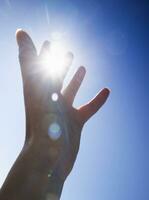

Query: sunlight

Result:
[41,41,68,79]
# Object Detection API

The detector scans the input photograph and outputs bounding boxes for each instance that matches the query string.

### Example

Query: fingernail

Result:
[79,66,85,77]
[102,88,110,97]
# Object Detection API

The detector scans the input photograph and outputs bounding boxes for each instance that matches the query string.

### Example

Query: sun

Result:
[41,41,68,79]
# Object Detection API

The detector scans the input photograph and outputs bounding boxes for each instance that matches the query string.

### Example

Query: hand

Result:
[0,30,110,200]
[16,29,110,196]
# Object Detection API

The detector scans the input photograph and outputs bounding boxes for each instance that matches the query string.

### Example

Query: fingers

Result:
[63,66,86,105]
[78,88,110,123]
[16,29,37,59]
[39,40,50,57]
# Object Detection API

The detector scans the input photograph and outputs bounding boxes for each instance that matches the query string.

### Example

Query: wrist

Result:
[22,140,65,199]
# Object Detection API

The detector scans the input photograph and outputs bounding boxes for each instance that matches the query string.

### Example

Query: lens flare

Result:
[48,122,62,140]
[51,93,59,101]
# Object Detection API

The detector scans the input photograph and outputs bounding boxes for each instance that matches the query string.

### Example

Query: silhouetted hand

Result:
[16,29,110,181]
[0,30,110,200]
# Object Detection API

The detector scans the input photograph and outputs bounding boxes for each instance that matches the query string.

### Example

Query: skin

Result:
[0,30,110,200]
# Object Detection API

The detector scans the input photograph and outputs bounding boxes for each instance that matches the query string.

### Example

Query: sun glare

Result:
[41,41,68,79]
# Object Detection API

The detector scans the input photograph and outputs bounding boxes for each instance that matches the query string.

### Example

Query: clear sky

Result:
[0,0,148,199]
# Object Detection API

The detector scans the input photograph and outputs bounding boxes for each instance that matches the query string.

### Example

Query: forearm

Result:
[0,143,64,200]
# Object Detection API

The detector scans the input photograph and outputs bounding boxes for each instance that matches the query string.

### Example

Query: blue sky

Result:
[0,0,148,199]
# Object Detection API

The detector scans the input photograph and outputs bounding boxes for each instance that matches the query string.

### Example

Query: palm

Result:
[16,30,110,181]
